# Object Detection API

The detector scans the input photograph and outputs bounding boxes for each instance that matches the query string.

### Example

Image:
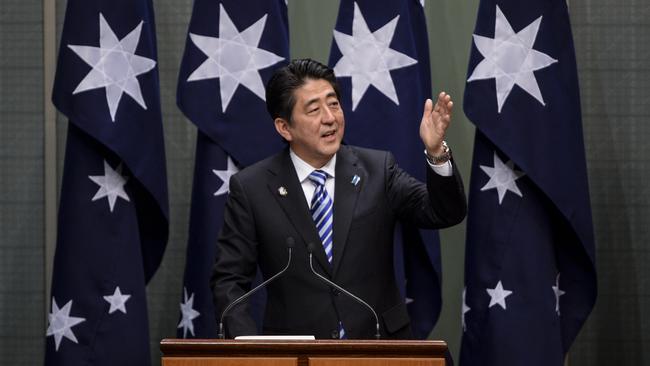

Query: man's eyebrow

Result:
[304,97,319,107]
[303,91,338,107]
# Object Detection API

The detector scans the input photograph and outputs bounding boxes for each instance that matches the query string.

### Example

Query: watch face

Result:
[442,141,449,153]
[425,142,451,165]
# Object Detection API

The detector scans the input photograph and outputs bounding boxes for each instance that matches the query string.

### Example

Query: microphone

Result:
[306,243,381,339]
[218,237,295,339]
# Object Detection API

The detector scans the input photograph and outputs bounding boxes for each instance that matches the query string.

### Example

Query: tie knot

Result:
[308,170,328,187]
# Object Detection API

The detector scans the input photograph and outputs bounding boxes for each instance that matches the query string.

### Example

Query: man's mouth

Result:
[322,130,336,138]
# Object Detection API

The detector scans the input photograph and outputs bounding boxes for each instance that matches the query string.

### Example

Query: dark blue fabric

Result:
[460,1,596,364]
[177,0,288,166]
[47,1,168,365]
[328,0,442,339]
[176,0,289,338]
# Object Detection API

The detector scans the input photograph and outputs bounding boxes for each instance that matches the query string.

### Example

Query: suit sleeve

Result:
[385,151,467,228]
[210,173,259,337]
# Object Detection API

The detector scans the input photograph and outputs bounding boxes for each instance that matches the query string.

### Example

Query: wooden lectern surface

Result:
[161,339,446,366]
[309,358,442,366]
[164,357,297,366]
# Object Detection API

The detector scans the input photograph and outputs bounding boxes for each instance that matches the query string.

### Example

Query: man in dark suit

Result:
[211,59,466,339]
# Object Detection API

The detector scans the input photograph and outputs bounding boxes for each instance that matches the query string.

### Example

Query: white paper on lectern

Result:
[234,335,316,340]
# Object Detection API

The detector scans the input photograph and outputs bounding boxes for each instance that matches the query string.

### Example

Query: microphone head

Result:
[306,242,315,254]
[286,236,295,248]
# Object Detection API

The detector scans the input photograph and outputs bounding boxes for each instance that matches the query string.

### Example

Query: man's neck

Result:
[289,149,335,170]
[289,149,337,181]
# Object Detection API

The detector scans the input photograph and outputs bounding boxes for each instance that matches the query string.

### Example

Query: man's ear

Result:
[274,117,293,142]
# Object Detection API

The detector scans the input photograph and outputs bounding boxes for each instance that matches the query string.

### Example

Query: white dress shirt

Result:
[289,148,452,207]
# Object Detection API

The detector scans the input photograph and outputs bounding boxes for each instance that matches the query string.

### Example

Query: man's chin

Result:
[321,141,341,155]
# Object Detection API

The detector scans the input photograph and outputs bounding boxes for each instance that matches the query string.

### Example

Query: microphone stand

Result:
[218,238,294,339]
[307,244,381,339]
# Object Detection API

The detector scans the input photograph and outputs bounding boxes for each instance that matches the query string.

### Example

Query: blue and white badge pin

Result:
[351,175,361,186]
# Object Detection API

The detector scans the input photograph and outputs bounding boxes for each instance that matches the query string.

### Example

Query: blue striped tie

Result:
[308,170,346,338]
[308,170,334,263]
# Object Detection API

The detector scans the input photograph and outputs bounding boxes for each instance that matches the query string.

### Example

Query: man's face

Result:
[275,78,345,168]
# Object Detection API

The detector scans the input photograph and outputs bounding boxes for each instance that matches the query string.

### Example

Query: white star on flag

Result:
[480,152,525,205]
[403,280,414,304]
[89,160,130,212]
[467,5,557,113]
[462,287,471,331]
[178,288,200,338]
[552,273,566,315]
[103,286,131,314]
[68,13,157,122]
[46,298,86,351]
[187,4,285,112]
[486,280,513,310]
[213,155,239,196]
[332,2,418,111]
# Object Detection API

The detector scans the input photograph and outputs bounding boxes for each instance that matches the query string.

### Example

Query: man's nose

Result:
[321,107,335,124]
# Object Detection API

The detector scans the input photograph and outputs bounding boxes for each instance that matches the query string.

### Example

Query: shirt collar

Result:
[289,149,337,183]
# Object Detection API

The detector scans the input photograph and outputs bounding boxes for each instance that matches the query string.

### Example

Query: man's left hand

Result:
[419,91,453,156]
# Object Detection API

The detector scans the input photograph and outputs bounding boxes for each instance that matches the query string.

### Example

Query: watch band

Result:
[424,141,451,165]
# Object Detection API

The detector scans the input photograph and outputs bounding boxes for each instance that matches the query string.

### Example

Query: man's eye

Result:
[308,108,319,114]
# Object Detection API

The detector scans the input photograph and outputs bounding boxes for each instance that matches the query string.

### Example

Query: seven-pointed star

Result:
[480,152,525,205]
[178,288,200,338]
[46,298,86,351]
[103,286,131,314]
[68,13,156,122]
[486,280,513,310]
[462,287,471,331]
[552,273,566,315]
[467,5,557,113]
[332,2,417,111]
[187,4,284,113]
[89,160,130,212]
[212,155,239,196]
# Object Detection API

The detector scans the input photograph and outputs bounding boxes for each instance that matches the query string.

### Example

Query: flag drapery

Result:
[46,1,168,365]
[328,0,443,338]
[460,1,596,364]
[176,0,289,338]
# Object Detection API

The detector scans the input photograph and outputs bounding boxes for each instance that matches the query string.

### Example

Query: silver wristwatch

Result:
[424,141,451,165]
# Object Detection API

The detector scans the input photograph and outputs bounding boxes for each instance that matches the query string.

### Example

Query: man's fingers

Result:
[426,93,454,126]
[439,93,453,116]
[434,92,449,113]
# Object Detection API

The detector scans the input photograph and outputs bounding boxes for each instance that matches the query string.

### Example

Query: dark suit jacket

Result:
[211,145,466,339]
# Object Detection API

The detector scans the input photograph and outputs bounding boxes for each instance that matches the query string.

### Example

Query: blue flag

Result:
[46,1,168,365]
[460,1,596,365]
[328,0,442,338]
[176,0,289,338]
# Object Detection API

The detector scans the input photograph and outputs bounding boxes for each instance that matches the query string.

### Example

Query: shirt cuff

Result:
[427,159,453,177]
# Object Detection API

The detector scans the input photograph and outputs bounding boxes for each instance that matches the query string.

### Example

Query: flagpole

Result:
[566,4,572,366]
[42,0,57,320]
[565,9,571,366]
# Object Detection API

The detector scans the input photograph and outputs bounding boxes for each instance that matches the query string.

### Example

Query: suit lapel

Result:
[267,150,332,276]
[331,146,364,277]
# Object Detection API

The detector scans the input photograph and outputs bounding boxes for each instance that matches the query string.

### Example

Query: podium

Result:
[160,339,447,366]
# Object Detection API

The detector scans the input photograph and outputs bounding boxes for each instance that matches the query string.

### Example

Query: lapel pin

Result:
[278,186,288,196]
[351,175,361,186]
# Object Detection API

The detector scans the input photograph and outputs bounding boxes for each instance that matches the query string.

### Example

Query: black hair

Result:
[265,58,341,123]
